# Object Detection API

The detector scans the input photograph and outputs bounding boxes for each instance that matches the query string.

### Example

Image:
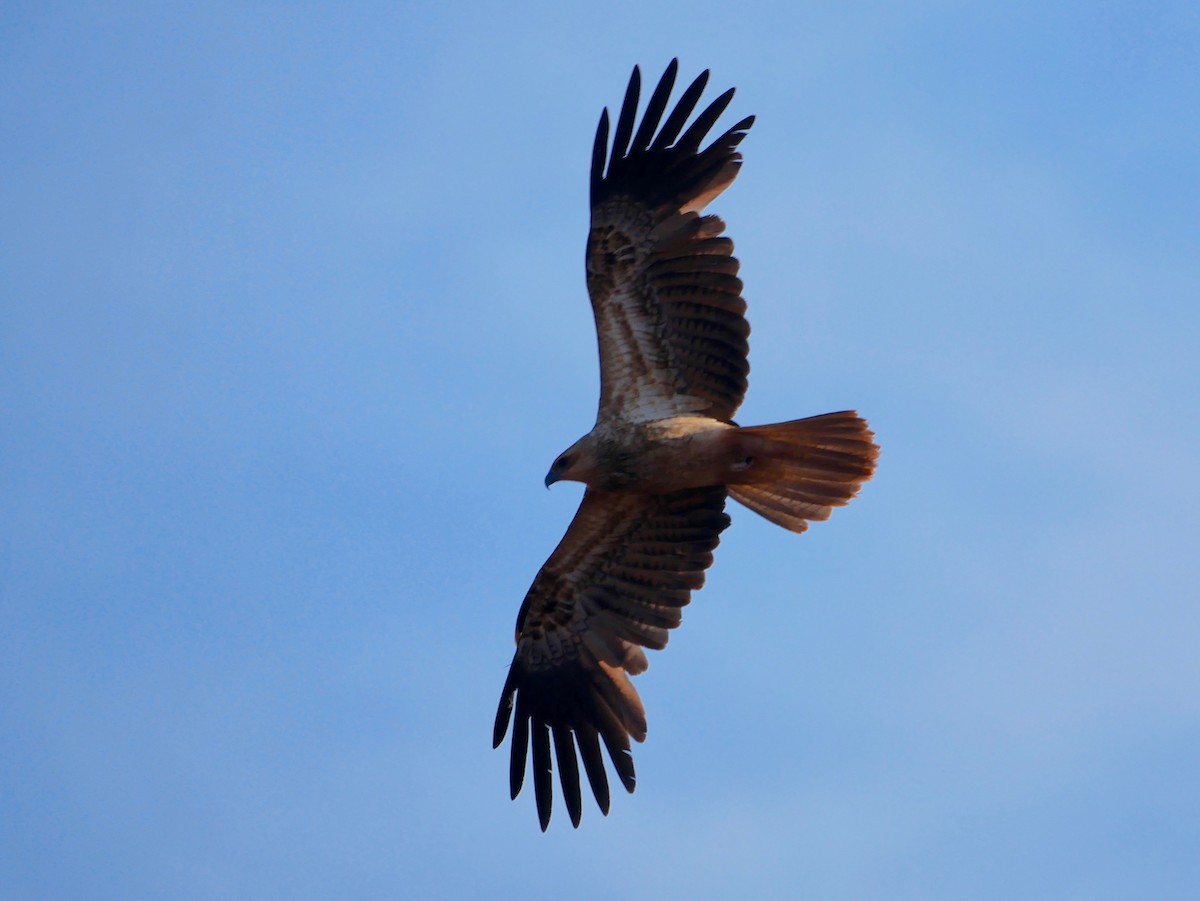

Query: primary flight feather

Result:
[494,60,879,830]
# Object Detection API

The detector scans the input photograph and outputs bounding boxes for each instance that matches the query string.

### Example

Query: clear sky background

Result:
[3,2,1198,899]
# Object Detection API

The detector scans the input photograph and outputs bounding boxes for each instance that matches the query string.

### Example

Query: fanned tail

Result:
[726,411,878,532]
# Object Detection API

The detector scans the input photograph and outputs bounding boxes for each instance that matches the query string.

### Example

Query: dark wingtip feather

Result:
[493,667,517,748]
[610,64,642,168]
[576,724,611,814]
[601,731,638,795]
[553,725,583,828]
[533,720,553,830]
[677,86,736,153]
[590,108,610,203]
[631,58,678,152]
[651,68,710,151]
[509,693,530,799]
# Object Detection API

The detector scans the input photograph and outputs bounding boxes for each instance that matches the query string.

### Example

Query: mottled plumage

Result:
[494,61,879,830]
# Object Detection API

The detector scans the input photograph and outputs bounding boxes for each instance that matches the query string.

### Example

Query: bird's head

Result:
[545,435,597,488]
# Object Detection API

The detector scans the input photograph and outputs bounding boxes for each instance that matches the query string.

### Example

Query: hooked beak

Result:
[544,470,558,489]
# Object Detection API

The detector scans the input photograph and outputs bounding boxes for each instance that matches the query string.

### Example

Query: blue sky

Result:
[3,2,1198,898]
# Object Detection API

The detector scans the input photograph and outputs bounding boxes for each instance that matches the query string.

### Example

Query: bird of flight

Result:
[493,60,879,830]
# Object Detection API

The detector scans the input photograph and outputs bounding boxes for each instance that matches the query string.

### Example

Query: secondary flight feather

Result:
[494,60,879,830]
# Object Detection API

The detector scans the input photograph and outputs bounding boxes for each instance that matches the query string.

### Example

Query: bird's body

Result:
[551,414,735,493]
[494,60,879,830]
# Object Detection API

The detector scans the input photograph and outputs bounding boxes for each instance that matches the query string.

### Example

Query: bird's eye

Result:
[556,454,573,470]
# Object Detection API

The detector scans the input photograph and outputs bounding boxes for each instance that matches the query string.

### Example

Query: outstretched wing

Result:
[494,486,730,830]
[587,60,756,426]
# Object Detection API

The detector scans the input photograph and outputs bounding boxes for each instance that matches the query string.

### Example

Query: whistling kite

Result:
[493,60,878,830]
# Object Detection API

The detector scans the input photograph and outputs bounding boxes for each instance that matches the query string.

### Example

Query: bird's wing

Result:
[493,485,729,830]
[587,60,756,426]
